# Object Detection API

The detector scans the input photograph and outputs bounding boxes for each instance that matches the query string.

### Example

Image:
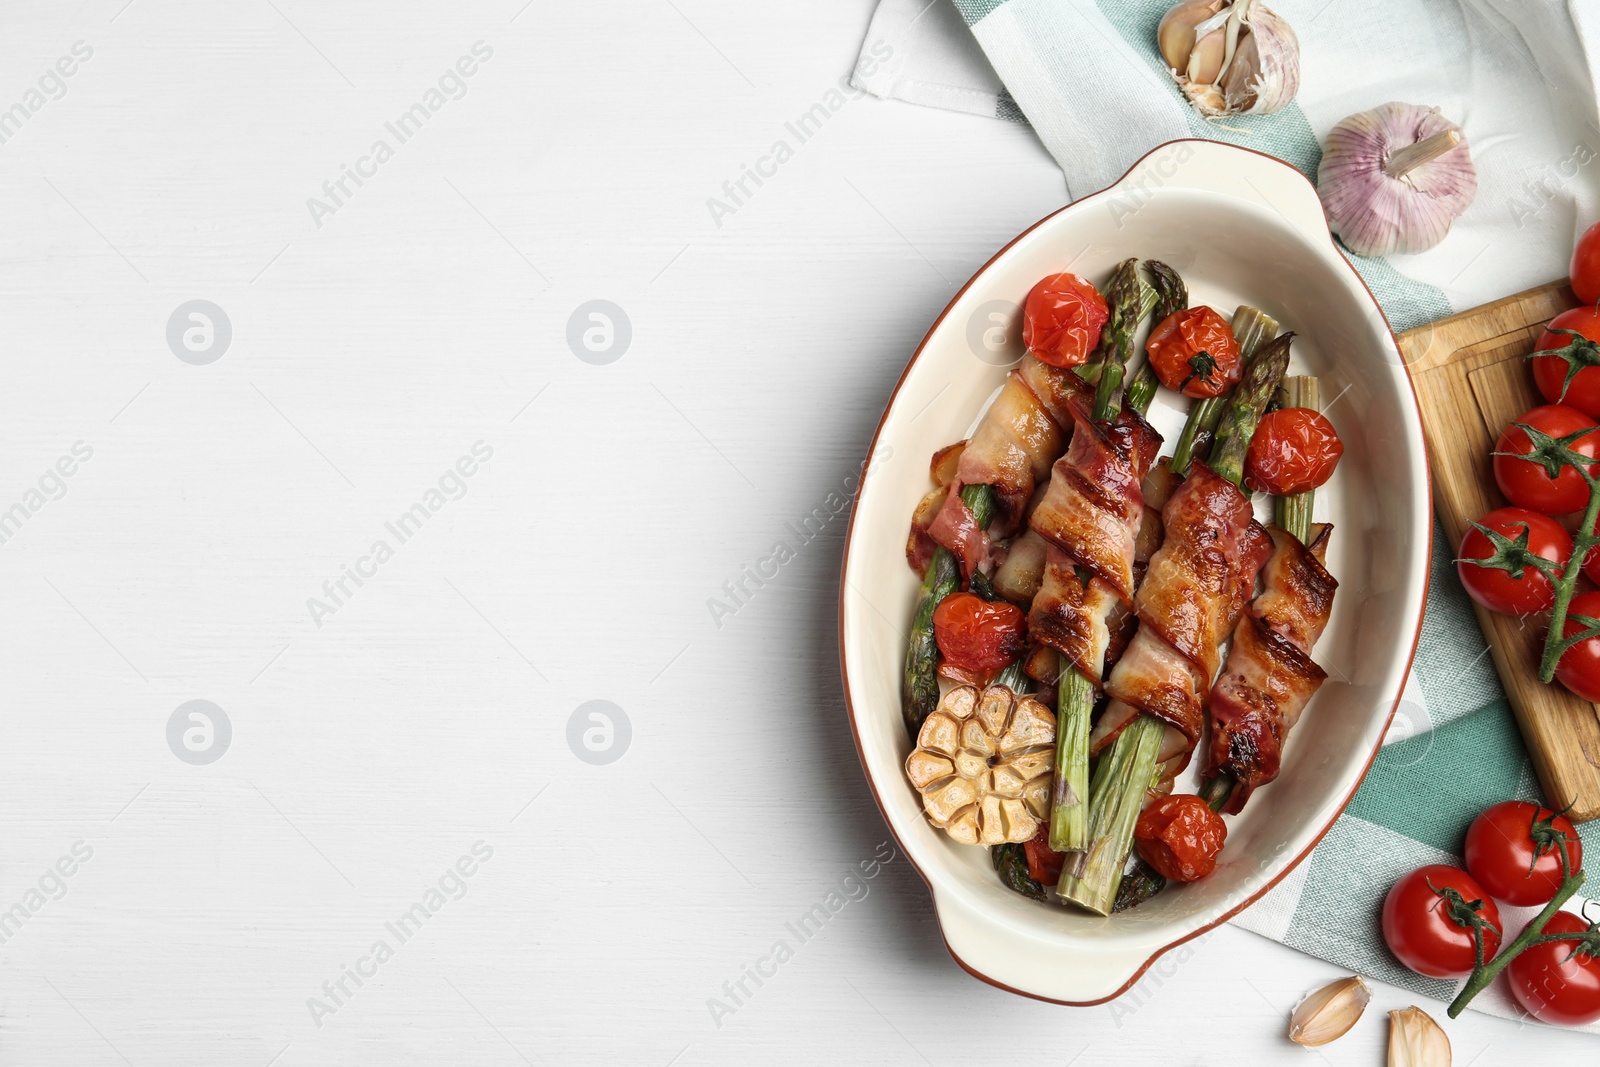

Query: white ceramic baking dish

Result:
[839,139,1430,1004]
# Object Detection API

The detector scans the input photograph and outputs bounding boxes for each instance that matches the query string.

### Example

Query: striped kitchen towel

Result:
[853,0,1600,1028]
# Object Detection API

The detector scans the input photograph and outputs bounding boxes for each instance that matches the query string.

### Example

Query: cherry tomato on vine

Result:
[1464,801,1583,907]
[1455,508,1573,616]
[1133,793,1227,882]
[1532,306,1600,418]
[1571,219,1600,306]
[1382,864,1503,979]
[1508,911,1600,1026]
[1145,306,1242,398]
[933,592,1024,677]
[1243,407,1344,495]
[1022,273,1109,368]
[1554,590,1600,702]
[1493,405,1600,515]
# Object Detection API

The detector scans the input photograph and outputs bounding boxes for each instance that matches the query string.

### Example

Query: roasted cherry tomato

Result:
[1464,800,1583,907]
[1382,864,1503,979]
[1133,793,1226,882]
[1572,218,1600,306]
[1023,825,1066,886]
[1554,590,1600,702]
[1508,911,1600,1026]
[1023,273,1109,368]
[1145,306,1242,398]
[1493,405,1600,515]
[932,592,1024,676]
[1455,507,1573,616]
[1243,407,1344,495]
[1532,306,1600,418]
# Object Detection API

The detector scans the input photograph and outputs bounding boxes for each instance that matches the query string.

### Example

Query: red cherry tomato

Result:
[1532,306,1600,418]
[932,592,1024,676]
[1464,801,1583,907]
[1382,864,1503,979]
[1554,590,1600,702]
[1571,219,1600,306]
[1133,793,1227,882]
[1509,911,1600,1026]
[1455,508,1573,616]
[1493,405,1600,514]
[1022,825,1066,885]
[1023,273,1109,368]
[1243,407,1345,495]
[1145,306,1243,398]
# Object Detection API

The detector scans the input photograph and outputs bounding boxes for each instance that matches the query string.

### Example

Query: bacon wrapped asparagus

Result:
[1058,332,1292,914]
[1021,260,1162,851]
[1205,373,1340,813]
[901,354,1100,733]
[1204,524,1337,812]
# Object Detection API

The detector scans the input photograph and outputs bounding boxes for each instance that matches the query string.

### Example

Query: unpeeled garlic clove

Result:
[1156,0,1299,116]
[1317,102,1477,258]
[1387,1006,1451,1067]
[1288,975,1369,1046]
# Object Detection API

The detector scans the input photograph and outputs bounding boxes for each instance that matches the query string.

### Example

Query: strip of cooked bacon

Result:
[1029,410,1163,604]
[1097,464,1271,771]
[1205,524,1338,813]
[1028,547,1121,688]
[1026,409,1163,683]
[922,357,1093,577]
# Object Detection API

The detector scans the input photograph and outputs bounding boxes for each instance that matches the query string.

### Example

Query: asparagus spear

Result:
[1050,262,1162,853]
[1170,307,1279,476]
[902,484,996,735]
[1058,334,1293,914]
[1120,260,1182,417]
[1210,334,1295,486]
[1273,376,1320,544]
[994,658,1031,694]
[1090,259,1143,421]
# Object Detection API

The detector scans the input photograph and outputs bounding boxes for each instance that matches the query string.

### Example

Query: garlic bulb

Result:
[905,684,1055,845]
[1157,0,1299,116]
[1387,1006,1451,1067]
[1288,975,1369,1046]
[1318,103,1478,258]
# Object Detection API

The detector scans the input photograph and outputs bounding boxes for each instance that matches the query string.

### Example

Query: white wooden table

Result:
[0,0,1588,1061]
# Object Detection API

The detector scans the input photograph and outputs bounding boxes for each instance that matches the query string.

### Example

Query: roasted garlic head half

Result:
[905,684,1055,845]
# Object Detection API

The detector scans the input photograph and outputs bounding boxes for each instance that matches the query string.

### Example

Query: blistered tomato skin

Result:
[932,592,1025,676]
[1243,407,1345,495]
[1145,306,1243,398]
[1493,405,1600,515]
[1133,794,1227,882]
[1022,273,1109,368]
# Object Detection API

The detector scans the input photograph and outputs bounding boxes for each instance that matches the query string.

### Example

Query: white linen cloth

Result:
[853,0,1600,329]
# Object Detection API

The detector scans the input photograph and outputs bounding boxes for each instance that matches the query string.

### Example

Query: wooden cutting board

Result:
[1401,281,1600,822]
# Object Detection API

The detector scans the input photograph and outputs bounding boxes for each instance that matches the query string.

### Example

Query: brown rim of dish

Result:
[834,137,1433,1007]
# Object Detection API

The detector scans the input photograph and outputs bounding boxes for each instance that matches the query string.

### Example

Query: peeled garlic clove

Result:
[1388,1006,1451,1067]
[1188,26,1227,85]
[1288,975,1369,1046]
[1156,0,1299,116]
[1318,102,1478,258]
[1157,0,1225,70]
